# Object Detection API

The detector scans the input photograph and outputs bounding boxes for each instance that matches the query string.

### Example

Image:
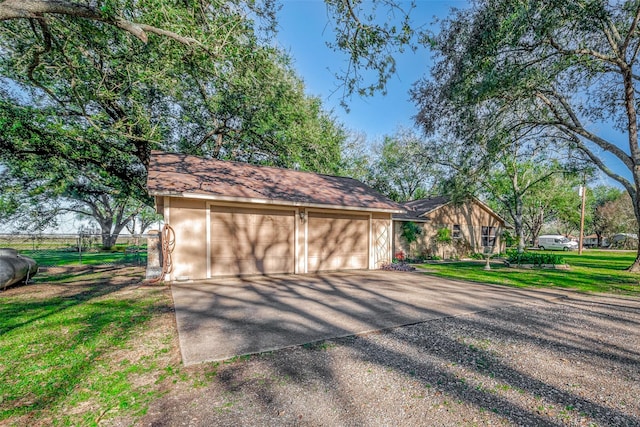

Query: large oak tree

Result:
[0,0,346,242]
[409,0,640,270]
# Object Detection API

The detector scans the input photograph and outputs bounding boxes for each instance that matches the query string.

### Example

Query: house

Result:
[147,151,403,281]
[393,196,508,259]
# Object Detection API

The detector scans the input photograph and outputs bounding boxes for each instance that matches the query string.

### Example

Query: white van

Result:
[538,235,578,251]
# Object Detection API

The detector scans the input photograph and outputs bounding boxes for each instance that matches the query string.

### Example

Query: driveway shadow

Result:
[171,271,568,365]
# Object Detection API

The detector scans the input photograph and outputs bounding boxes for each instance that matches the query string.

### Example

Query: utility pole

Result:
[579,178,587,255]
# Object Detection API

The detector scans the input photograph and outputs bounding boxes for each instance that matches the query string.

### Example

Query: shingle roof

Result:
[147,151,404,212]
[393,196,509,227]
[393,196,451,221]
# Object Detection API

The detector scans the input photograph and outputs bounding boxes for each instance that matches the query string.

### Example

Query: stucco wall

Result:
[162,197,394,280]
[165,197,208,281]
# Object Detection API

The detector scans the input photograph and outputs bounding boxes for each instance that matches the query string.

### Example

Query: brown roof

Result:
[393,196,451,221]
[147,151,403,212]
[394,196,508,226]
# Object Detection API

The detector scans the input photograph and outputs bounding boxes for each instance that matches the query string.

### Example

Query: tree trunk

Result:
[627,235,640,272]
[515,195,525,253]
[529,207,544,249]
[97,219,123,250]
[97,210,134,250]
[626,177,640,271]
[627,214,640,271]
[101,233,118,250]
[621,61,640,271]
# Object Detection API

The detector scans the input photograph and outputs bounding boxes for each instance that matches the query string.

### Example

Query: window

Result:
[482,226,497,247]
[452,224,461,239]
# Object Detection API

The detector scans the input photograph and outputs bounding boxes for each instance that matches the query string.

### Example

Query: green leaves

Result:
[0,0,347,231]
[436,227,452,244]
[412,0,640,263]
[363,128,437,202]
[401,221,422,245]
[324,0,420,103]
[506,249,565,266]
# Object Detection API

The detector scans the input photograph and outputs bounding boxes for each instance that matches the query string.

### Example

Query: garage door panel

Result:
[307,254,368,271]
[210,206,295,276]
[307,212,369,272]
[210,256,293,276]
[262,255,294,272]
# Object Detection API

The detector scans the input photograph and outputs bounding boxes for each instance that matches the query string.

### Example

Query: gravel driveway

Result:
[136,290,640,426]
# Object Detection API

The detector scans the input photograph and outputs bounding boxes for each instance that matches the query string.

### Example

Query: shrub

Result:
[506,250,565,266]
[435,227,452,259]
[502,230,518,248]
[381,262,416,271]
[436,227,452,243]
[401,222,422,244]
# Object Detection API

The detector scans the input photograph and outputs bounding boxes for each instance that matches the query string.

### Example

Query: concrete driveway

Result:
[171,270,568,365]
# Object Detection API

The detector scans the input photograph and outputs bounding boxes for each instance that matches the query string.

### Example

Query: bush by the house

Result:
[381,262,416,271]
[506,250,565,266]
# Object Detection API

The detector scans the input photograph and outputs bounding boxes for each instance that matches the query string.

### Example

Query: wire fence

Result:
[0,233,148,267]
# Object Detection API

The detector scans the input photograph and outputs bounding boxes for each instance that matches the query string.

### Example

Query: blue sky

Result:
[275,0,467,141]
[274,0,632,187]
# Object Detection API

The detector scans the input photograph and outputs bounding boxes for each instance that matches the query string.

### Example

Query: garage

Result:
[307,212,369,272]
[147,151,403,281]
[210,206,295,276]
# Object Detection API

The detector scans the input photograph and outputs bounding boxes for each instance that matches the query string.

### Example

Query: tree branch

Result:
[560,132,635,196]
[0,0,200,45]
[26,17,66,106]
[534,91,635,170]
[622,3,640,57]
[546,34,616,65]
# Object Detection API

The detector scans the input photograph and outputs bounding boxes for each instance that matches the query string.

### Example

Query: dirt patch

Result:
[1,265,146,299]
[128,293,640,427]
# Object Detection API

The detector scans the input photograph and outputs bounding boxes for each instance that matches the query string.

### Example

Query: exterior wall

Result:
[162,197,394,280]
[296,208,305,274]
[372,213,392,268]
[394,201,504,260]
[165,197,208,281]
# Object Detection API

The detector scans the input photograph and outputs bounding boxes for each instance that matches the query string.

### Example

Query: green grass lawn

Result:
[418,250,640,295]
[0,267,176,426]
[20,249,147,267]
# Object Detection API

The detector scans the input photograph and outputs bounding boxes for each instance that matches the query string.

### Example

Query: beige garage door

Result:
[210,206,295,276]
[307,212,369,272]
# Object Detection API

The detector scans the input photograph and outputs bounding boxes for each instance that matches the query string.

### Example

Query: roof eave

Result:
[149,191,405,214]
[392,217,430,223]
